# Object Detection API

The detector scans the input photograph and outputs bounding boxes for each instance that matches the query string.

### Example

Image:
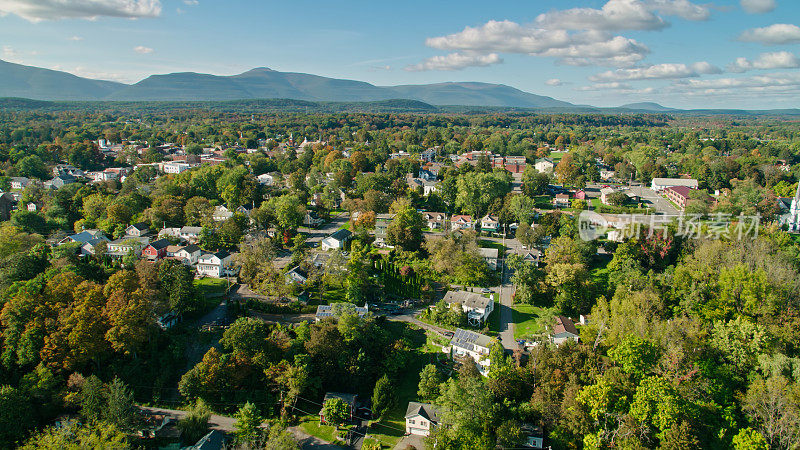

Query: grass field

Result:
[513,304,559,339]
[298,417,347,446]
[478,239,509,254]
[193,277,228,296]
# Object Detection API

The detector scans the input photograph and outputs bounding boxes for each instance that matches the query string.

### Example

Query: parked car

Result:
[480,288,492,293]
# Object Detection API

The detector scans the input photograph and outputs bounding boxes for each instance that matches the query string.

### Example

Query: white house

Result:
[551,316,580,346]
[107,236,149,259]
[174,244,202,266]
[321,229,352,251]
[212,205,234,222]
[478,247,500,271]
[422,212,446,230]
[10,177,31,190]
[534,158,555,174]
[450,215,473,231]
[444,290,495,325]
[162,162,191,174]
[650,177,698,192]
[480,215,500,233]
[125,222,150,237]
[257,173,275,185]
[405,402,440,437]
[420,148,437,162]
[407,177,439,196]
[196,251,233,278]
[449,328,494,375]
[600,169,616,180]
[180,226,203,243]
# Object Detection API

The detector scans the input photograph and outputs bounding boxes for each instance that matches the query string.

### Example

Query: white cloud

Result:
[405,52,502,71]
[424,20,649,68]
[644,0,710,21]
[535,0,667,31]
[183,0,198,4]
[68,35,83,41]
[0,0,161,22]
[671,72,800,96]
[590,61,721,81]
[545,78,563,86]
[740,0,777,14]
[727,51,799,72]
[133,45,153,54]
[2,45,19,60]
[739,24,800,45]
[576,82,656,94]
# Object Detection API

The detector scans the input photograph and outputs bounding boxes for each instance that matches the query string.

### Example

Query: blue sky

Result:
[1,0,799,109]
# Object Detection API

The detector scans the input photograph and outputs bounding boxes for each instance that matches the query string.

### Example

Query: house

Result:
[142,239,170,261]
[304,211,324,228]
[180,226,203,243]
[156,311,181,330]
[551,316,579,345]
[175,244,202,266]
[10,177,30,190]
[520,424,544,449]
[165,245,183,257]
[59,229,110,256]
[420,147,437,162]
[48,174,76,189]
[504,155,527,173]
[107,236,150,259]
[650,177,699,192]
[573,189,587,200]
[422,212,446,230]
[212,206,233,222]
[405,402,441,437]
[126,222,151,238]
[407,177,439,196]
[599,187,617,205]
[53,164,84,178]
[159,227,182,240]
[480,215,500,233]
[444,290,495,325]
[599,169,616,180]
[518,248,543,266]
[321,229,353,251]
[664,185,695,211]
[534,158,555,174]
[0,193,16,221]
[257,173,275,185]
[374,214,395,240]
[418,169,437,181]
[450,215,473,231]
[553,193,571,207]
[478,247,500,270]
[315,303,369,322]
[285,266,309,284]
[449,328,494,375]
[162,162,191,174]
[196,251,233,278]
[319,393,357,424]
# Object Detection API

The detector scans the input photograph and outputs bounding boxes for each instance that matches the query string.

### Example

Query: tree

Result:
[321,397,350,427]
[508,195,537,225]
[372,374,397,420]
[515,222,536,249]
[387,200,424,252]
[178,400,211,444]
[417,364,441,400]
[80,375,105,422]
[522,168,549,196]
[104,377,135,431]
[234,402,263,445]
[608,335,660,380]
[0,385,33,448]
[732,428,769,450]
[21,421,128,449]
[743,375,800,449]
[606,191,629,207]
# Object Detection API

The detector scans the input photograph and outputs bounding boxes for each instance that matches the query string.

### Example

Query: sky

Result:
[1,0,799,109]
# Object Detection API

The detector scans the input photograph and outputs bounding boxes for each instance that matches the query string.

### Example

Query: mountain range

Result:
[0,59,573,108]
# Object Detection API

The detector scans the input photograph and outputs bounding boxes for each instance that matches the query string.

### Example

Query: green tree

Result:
[104,377,135,431]
[80,375,105,422]
[417,364,441,400]
[387,199,424,252]
[321,397,350,427]
[178,400,211,444]
[21,421,128,449]
[732,428,769,450]
[0,385,33,448]
[234,401,263,445]
[372,374,397,420]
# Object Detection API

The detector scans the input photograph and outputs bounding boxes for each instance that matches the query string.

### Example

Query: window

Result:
[408,420,415,425]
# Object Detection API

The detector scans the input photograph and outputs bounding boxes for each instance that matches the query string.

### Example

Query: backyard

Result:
[513,303,559,340]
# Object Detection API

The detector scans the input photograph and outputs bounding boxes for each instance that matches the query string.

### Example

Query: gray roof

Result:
[405,402,440,423]
[443,290,492,310]
[323,392,357,407]
[478,247,499,258]
[450,328,494,352]
[328,228,353,242]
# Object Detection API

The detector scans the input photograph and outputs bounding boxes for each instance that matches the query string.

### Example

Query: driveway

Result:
[388,311,453,338]
[627,186,679,215]
[394,433,426,449]
[497,282,518,351]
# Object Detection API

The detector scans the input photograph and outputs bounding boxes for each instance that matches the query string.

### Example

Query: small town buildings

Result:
[573,189,587,200]
[664,185,695,211]
[552,316,580,346]
[374,214,395,240]
[162,161,191,174]
[422,212,446,230]
[321,229,353,251]
[257,173,275,185]
[59,229,110,256]
[47,174,76,189]
[126,222,151,238]
[196,251,233,278]
[600,169,616,180]
[534,158,555,174]
[418,169,437,181]
[444,290,495,325]
[142,239,170,261]
[480,215,500,233]
[304,211,324,228]
[180,226,203,243]
[504,155,527,173]
[553,192,571,207]
[405,402,440,437]
[518,248,543,266]
[520,424,545,449]
[450,214,473,231]
[420,148,437,162]
[212,206,233,222]
[107,236,150,259]
[285,266,309,284]
[174,244,202,266]
[650,177,699,192]
[478,247,499,270]
[53,164,84,178]
[449,328,493,375]
[407,177,439,196]
[10,177,31,190]
[159,227,182,240]
[599,187,617,205]
[315,303,369,322]
[319,393,357,424]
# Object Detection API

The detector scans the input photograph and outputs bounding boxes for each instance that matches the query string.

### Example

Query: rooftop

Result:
[450,327,494,351]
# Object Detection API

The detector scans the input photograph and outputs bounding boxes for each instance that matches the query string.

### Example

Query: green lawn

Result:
[478,239,509,254]
[320,285,347,304]
[193,278,228,296]
[298,417,347,446]
[513,304,559,339]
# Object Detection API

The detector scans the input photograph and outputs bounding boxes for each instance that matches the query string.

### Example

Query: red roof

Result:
[666,185,694,199]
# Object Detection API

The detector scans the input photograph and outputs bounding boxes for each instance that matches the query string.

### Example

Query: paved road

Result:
[497,281,518,351]
[388,311,453,338]
[138,406,343,449]
[627,185,679,215]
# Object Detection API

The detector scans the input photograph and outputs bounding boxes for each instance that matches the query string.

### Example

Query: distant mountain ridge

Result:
[0,59,572,108]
